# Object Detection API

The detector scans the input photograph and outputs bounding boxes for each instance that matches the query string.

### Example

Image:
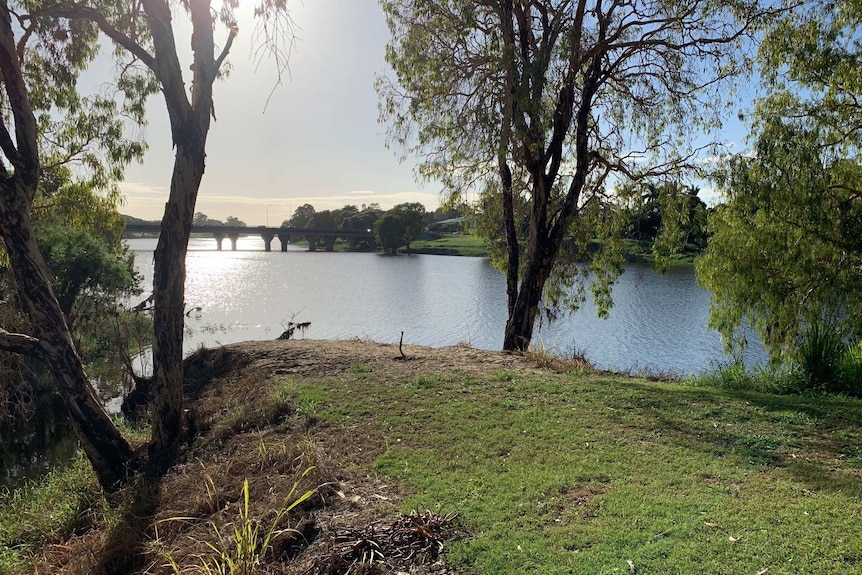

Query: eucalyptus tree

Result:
[697,0,862,358]
[0,0,294,487]
[39,0,296,469]
[379,0,769,351]
[0,1,149,488]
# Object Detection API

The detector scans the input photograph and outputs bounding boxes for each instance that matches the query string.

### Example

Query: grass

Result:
[9,341,862,574]
[0,455,104,574]
[405,234,489,257]
[164,474,316,575]
[293,366,862,574]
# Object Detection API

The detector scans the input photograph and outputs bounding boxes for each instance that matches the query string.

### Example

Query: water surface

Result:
[129,237,764,375]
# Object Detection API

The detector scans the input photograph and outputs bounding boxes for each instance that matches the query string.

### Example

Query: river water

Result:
[130,237,765,375]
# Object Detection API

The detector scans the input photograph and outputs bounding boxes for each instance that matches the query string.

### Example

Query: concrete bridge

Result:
[123,224,377,252]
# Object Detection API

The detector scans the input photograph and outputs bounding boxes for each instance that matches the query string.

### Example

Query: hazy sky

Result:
[104,1,750,225]
[110,0,433,225]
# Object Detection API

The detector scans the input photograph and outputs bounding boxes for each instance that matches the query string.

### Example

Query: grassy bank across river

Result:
[405,234,489,257]
[4,340,861,574]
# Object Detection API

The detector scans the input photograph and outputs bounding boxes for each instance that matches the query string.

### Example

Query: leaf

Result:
[729,536,740,543]
[755,568,768,575]
[627,559,635,573]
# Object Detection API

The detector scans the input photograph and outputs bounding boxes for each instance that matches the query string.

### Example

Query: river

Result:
[130,237,765,375]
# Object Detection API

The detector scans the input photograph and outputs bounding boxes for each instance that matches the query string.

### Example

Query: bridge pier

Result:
[123,224,376,252]
[305,234,318,252]
[262,232,274,252]
[278,233,290,252]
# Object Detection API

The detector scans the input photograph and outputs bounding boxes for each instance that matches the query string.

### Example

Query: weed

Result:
[525,341,595,373]
[165,471,316,575]
[349,363,373,375]
[412,374,442,389]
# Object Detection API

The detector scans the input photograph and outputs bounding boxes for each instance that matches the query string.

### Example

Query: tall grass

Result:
[794,320,847,391]
[694,321,862,397]
[0,455,103,574]
[165,471,317,575]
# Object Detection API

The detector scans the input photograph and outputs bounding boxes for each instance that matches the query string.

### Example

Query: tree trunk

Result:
[503,240,556,351]
[0,188,133,489]
[149,140,206,466]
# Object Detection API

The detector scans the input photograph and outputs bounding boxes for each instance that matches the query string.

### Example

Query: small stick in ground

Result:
[398,331,407,360]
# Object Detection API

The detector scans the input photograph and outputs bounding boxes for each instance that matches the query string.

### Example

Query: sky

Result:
[104,0,436,226]
[94,1,752,225]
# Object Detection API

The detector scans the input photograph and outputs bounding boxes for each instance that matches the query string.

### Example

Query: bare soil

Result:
[36,339,544,575]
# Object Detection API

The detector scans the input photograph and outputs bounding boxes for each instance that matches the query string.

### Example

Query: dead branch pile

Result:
[303,510,459,575]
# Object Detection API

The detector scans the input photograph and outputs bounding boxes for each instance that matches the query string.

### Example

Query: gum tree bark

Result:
[0,4,132,490]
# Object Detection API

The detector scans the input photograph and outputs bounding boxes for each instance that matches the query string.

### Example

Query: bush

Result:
[793,320,847,392]
[839,341,862,396]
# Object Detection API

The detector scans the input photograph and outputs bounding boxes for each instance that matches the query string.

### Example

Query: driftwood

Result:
[277,321,311,340]
[394,331,408,360]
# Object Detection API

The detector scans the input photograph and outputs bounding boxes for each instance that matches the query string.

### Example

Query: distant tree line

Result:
[279,202,465,254]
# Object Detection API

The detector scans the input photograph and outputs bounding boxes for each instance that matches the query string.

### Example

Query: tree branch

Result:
[0,5,38,191]
[34,4,155,70]
[0,328,44,358]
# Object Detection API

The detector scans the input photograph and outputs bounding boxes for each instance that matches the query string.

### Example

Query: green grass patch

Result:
[405,234,489,257]
[298,368,862,574]
[0,455,104,574]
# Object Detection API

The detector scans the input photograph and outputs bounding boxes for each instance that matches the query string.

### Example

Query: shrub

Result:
[793,320,847,392]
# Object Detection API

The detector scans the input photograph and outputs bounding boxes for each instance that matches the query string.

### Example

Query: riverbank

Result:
[6,339,861,574]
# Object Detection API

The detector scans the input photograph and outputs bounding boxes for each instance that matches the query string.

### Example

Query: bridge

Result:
[123,224,377,252]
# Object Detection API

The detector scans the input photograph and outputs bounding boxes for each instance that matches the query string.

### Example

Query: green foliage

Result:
[341,205,382,231]
[390,202,427,250]
[374,212,406,255]
[0,455,102,573]
[35,221,139,319]
[794,321,849,392]
[194,213,223,226]
[696,119,862,360]
[701,0,862,363]
[688,363,799,395]
[310,209,338,228]
[691,323,862,397]
[283,203,316,227]
[621,182,709,258]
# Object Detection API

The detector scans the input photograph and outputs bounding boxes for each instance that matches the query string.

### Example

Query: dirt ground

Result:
[36,339,547,575]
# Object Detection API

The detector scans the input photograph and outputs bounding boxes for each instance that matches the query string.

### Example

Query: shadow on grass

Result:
[97,473,162,575]
[600,379,862,498]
